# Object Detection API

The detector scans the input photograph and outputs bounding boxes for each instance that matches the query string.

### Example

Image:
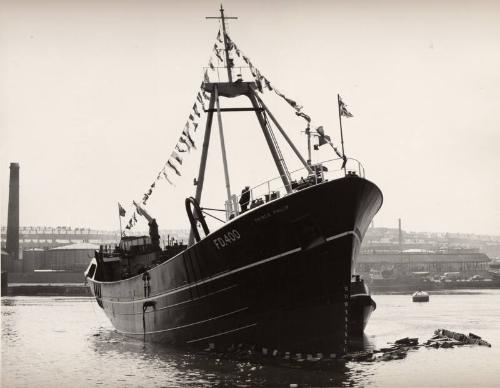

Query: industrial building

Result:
[357,249,491,279]
[23,242,99,272]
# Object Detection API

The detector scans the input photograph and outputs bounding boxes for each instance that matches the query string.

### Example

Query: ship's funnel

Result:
[6,163,20,260]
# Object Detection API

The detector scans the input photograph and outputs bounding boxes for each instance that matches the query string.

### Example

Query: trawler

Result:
[86,6,383,355]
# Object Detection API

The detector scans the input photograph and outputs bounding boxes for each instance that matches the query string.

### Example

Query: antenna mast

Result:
[206,5,237,83]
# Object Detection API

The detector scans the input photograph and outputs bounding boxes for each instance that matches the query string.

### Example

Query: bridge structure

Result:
[1,226,120,250]
[1,226,190,251]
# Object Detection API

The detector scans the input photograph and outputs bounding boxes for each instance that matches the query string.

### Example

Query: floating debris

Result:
[194,329,491,368]
[425,329,491,348]
[394,337,419,346]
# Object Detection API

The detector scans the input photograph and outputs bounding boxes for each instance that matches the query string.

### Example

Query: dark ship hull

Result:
[87,175,382,354]
[349,276,376,336]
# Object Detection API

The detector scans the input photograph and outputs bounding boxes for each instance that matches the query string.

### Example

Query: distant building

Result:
[357,250,491,278]
[1,226,119,250]
[23,242,100,273]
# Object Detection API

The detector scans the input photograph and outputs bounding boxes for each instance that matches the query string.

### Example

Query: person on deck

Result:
[239,186,251,213]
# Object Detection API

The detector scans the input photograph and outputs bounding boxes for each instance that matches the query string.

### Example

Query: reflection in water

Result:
[89,327,365,387]
[349,334,375,352]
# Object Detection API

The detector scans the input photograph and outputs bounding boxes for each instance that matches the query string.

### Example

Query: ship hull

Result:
[349,279,377,336]
[88,176,382,354]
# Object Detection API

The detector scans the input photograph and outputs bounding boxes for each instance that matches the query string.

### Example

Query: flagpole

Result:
[337,94,346,171]
[306,125,312,165]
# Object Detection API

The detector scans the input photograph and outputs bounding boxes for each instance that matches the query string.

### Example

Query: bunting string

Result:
[224,32,345,160]
[224,33,316,126]
[123,29,344,232]
[123,84,208,229]
[122,30,228,232]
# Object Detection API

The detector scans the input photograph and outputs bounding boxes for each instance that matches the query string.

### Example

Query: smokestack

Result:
[398,218,403,252]
[6,163,20,260]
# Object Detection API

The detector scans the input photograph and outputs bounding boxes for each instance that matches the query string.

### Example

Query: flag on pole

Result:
[339,96,353,118]
[118,203,126,217]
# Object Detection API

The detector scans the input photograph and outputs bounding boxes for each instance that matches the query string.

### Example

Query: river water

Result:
[2,290,500,387]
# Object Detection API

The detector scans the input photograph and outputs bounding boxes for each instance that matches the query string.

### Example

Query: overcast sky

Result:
[1,0,499,235]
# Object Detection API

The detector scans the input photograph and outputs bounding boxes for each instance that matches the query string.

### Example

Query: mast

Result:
[337,94,346,170]
[306,125,312,165]
[200,6,296,215]
[189,92,216,245]
[220,5,233,83]
[214,85,233,210]
[206,5,237,83]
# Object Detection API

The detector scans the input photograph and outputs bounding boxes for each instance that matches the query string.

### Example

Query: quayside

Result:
[86,5,383,355]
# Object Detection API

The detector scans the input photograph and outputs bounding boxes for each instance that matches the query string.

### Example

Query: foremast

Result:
[190,6,313,244]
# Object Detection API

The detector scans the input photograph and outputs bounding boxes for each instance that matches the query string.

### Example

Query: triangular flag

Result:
[193,104,200,117]
[167,160,181,176]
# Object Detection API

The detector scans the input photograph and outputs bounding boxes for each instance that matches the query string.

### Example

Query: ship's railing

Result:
[224,157,365,220]
[203,66,254,84]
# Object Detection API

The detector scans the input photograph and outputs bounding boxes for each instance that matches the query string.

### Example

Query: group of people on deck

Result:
[237,165,325,214]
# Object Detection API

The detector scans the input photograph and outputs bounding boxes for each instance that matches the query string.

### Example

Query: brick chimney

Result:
[6,163,20,260]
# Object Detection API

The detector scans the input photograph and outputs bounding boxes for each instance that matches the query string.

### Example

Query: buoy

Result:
[412,291,429,302]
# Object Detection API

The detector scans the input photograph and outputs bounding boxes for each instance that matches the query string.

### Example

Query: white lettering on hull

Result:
[213,229,241,250]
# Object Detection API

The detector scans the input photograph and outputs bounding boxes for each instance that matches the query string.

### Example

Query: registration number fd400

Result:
[213,229,241,250]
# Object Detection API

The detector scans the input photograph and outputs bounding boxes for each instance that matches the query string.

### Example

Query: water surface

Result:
[2,291,500,387]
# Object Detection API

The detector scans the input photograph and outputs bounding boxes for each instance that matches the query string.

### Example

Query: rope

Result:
[201,207,226,212]
[201,210,226,224]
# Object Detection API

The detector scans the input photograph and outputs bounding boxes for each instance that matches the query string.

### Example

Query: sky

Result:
[1,0,499,236]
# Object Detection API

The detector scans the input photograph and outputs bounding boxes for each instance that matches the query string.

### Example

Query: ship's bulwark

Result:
[88,176,382,354]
